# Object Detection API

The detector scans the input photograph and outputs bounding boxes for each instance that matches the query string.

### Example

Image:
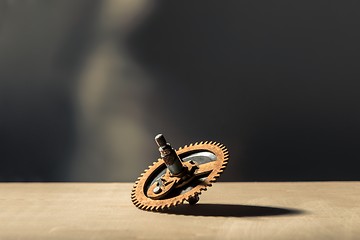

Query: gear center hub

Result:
[147,134,201,203]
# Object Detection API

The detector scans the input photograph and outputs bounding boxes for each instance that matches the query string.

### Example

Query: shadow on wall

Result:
[1,1,360,181]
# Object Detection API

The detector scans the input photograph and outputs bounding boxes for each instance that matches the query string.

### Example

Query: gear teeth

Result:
[132,141,229,211]
[199,186,207,191]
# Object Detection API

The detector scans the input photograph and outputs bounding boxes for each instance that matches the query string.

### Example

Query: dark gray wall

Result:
[128,0,360,181]
[0,1,100,181]
[0,0,359,181]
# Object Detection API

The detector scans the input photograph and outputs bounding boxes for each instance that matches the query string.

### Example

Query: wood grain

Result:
[0,182,359,240]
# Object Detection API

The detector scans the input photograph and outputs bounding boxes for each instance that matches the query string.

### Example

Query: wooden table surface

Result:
[0,182,359,240]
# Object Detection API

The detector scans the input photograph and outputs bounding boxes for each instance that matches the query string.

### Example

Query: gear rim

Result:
[131,141,229,211]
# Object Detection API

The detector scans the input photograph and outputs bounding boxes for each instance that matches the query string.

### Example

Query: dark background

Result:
[0,0,359,182]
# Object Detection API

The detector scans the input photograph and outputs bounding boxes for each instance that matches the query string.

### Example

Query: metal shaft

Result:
[155,134,184,176]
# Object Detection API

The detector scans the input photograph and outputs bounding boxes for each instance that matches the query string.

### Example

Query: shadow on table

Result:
[160,204,305,217]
